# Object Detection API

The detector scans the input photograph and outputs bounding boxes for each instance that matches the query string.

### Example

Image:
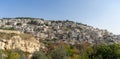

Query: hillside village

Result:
[0,17,119,45]
[1,17,120,59]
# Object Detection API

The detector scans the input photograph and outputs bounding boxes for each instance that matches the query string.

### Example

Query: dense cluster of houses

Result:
[0,17,119,45]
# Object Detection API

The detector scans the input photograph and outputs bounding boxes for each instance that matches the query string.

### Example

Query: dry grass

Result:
[0,30,36,42]
[0,32,17,40]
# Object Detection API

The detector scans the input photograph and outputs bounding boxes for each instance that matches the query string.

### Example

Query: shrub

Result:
[31,51,48,59]
[0,50,3,59]
[7,52,20,59]
[50,47,67,59]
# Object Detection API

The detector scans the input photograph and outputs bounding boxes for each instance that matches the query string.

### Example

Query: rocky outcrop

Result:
[0,30,45,53]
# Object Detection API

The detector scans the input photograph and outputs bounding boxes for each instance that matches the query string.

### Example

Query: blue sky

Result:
[0,0,120,34]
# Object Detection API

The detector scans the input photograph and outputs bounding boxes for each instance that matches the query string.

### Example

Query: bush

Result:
[50,47,67,59]
[14,49,26,59]
[31,51,48,59]
[7,52,20,59]
[0,50,3,59]
[90,44,120,59]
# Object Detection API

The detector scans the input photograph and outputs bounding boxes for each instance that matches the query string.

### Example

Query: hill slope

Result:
[0,17,119,45]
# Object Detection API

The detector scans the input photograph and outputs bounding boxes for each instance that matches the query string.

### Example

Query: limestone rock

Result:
[0,31,45,53]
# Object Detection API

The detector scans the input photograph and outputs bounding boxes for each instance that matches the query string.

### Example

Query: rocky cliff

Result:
[0,30,45,53]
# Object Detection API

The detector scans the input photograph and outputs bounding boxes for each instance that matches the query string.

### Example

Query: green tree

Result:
[50,47,67,59]
[91,44,120,59]
[31,51,48,59]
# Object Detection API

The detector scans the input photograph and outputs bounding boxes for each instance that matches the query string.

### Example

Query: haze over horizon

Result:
[0,0,120,34]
